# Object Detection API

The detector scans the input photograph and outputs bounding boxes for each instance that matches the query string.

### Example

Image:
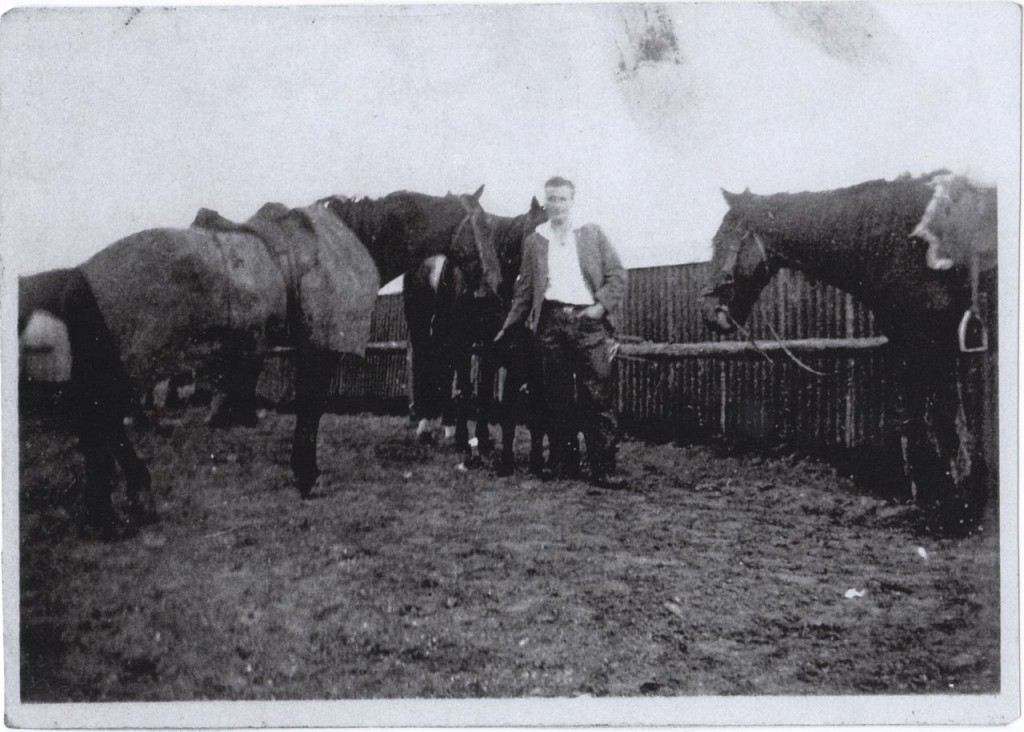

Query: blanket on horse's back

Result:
[910,173,998,272]
[79,201,380,382]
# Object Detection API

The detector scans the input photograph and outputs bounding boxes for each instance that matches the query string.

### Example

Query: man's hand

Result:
[579,303,606,320]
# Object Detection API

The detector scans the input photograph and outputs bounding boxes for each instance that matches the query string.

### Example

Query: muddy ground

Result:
[18,406,1000,701]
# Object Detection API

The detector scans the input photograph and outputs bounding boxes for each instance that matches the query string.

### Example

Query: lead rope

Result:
[763,319,834,377]
[728,309,834,377]
[724,312,775,365]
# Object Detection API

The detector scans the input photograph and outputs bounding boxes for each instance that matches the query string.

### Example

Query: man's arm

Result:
[591,226,627,318]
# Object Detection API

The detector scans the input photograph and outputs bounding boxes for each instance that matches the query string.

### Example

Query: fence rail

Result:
[618,336,889,361]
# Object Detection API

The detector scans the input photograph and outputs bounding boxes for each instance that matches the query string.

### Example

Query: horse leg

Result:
[230,356,263,427]
[475,354,495,456]
[112,421,156,525]
[451,351,473,458]
[528,427,545,476]
[409,337,440,444]
[898,348,984,534]
[207,345,261,428]
[78,431,119,537]
[495,365,519,477]
[291,351,336,498]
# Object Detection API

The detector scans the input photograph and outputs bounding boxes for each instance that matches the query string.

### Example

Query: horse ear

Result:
[471,185,485,202]
[721,189,738,206]
[530,196,542,214]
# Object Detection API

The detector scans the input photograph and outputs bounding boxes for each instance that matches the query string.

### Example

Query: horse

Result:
[700,171,997,534]
[18,188,491,538]
[402,197,553,474]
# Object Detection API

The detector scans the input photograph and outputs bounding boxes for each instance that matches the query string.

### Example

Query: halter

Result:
[701,226,769,300]
[719,227,768,276]
[455,195,502,297]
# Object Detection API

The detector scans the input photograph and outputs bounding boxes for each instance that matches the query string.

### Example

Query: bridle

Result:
[701,225,830,376]
[700,226,769,301]
[454,195,502,298]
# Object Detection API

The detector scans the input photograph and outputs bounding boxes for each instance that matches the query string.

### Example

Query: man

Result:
[495,177,628,488]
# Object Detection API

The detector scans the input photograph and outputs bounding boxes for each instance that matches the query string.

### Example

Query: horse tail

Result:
[21,267,134,421]
[18,268,75,334]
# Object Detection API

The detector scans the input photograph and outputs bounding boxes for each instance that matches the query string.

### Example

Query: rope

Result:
[763,319,834,377]
[724,312,774,365]
[726,309,834,377]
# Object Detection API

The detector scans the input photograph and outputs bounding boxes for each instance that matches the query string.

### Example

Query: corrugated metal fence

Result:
[619,263,997,484]
[617,263,898,449]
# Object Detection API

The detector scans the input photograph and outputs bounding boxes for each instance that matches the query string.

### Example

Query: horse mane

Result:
[731,172,945,240]
[321,190,471,240]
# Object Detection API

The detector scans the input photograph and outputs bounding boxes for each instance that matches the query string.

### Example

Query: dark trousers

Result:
[536,300,619,477]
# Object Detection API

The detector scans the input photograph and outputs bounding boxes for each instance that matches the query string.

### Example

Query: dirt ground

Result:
[18,406,1001,701]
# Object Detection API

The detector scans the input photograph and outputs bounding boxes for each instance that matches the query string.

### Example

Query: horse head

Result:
[454,186,504,298]
[701,189,778,335]
[454,194,547,307]
[491,196,547,304]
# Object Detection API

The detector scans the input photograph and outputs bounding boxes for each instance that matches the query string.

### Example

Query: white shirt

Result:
[539,221,595,306]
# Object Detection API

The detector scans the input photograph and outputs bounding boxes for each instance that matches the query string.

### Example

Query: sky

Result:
[0,2,1019,287]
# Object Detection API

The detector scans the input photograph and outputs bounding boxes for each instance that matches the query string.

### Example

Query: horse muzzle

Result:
[702,301,736,334]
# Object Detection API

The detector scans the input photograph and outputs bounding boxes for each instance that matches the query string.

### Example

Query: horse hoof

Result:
[236,410,259,428]
[79,513,137,541]
[125,508,159,529]
[296,476,319,499]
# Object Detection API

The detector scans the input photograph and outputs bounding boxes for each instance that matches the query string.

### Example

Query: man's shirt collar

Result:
[536,221,575,243]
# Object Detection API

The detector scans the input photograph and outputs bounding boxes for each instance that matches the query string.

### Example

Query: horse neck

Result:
[756,182,935,312]
[329,197,457,284]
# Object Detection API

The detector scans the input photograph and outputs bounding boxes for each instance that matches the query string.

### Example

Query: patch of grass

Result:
[18,409,1001,700]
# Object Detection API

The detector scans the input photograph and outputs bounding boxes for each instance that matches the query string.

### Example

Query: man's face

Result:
[544,185,575,224]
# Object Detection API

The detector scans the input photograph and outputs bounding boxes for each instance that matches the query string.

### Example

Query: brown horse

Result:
[700,172,996,535]
[19,188,490,537]
[402,198,551,473]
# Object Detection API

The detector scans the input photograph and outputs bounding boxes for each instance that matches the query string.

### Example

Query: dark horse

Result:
[402,197,551,474]
[18,188,490,537]
[700,172,996,534]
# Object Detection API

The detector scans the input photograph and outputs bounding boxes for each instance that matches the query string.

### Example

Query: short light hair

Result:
[544,176,576,196]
